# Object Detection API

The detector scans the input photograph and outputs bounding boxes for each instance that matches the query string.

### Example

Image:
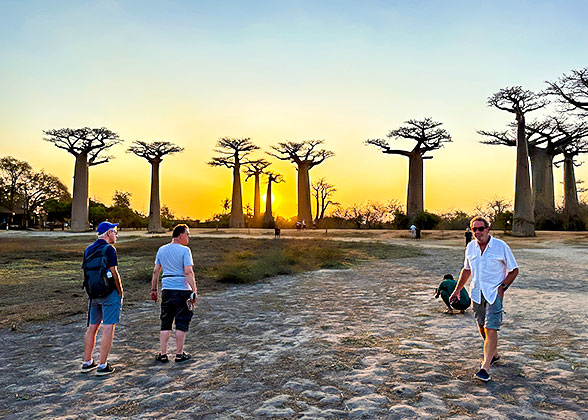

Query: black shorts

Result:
[160,289,194,332]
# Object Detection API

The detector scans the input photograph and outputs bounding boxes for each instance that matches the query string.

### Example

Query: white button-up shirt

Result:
[464,236,518,304]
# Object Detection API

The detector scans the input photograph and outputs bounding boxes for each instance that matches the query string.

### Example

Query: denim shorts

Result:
[160,289,194,332]
[89,290,122,325]
[473,295,503,330]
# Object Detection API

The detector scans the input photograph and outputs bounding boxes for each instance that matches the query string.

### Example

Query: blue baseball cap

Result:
[97,221,119,235]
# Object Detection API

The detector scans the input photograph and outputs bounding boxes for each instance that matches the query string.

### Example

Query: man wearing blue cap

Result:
[81,221,123,375]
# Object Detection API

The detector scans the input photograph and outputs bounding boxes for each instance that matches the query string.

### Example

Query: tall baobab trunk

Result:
[264,180,274,227]
[148,160,164,232]
[230,162,245,227]
[253,174,261,227]
[563,155,579,214]
[528,147,555,215]
[297,162,313,224]
[71,152,89,232]
[512,115,535,236]
[406,153,424,220]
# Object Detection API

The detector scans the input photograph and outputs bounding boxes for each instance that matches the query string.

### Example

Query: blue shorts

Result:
[89,290,122,325]
[473,295,503,330]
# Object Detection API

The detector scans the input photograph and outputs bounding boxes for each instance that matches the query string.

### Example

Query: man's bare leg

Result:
[175,330,186,354]
[477,323,486,340]
[160,330,171,354]
[98,324,115,365]
[84,324,100,362]
[481,328,498,371]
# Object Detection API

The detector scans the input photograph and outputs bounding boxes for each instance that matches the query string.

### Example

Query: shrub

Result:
[413,211,441,230]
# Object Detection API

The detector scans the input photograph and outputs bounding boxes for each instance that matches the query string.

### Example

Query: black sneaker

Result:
[474,368,491,382]
[491,355,501,366]
[175,352,191,363]
[80,361,98,373]
[156,353,169,363]
[96,363,116,376]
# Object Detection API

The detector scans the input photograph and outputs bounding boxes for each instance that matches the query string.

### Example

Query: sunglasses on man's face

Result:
[472,226,487,232]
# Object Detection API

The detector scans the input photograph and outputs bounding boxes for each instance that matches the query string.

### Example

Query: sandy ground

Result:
[0,234,587,419]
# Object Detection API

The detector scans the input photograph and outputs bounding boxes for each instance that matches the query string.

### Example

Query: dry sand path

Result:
[1,239,587,419]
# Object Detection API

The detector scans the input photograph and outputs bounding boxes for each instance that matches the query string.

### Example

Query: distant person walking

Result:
[410,224,416,239]
[81,221,123,375]
[415,226,421,240]
[464,227,473,246]
[450,216,518,382]
[151,224,197,363]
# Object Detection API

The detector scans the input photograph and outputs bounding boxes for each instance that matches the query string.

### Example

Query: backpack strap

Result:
[84,244,111,268]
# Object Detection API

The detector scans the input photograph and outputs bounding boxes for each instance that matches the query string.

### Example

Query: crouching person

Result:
[435,274,471,314]
[151,224,197,363]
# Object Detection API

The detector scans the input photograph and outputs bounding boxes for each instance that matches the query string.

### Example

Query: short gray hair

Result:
[98,228,115,238]
[470,215,490,229]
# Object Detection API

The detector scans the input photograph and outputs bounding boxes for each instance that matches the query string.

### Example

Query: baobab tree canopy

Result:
[545,67,588,113]
[268,140,334,224]
[43,127,122,165]
[365,118,452,219]
[487,86,548,119]
[128,140,184,233]
[43,127,122,232]
[208,137,260,228]
[128,141,184,163]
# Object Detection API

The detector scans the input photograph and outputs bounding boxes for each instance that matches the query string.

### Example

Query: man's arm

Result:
[185,265,197,296]
[498,268,518,298]
[109,266,123,296]
[449,268,471,302]
[151,264,162,302]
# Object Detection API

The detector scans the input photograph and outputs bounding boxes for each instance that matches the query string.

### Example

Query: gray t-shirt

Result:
[155,243,194,290]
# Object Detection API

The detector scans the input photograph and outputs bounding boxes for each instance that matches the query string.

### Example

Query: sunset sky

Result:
[1,1,587,220]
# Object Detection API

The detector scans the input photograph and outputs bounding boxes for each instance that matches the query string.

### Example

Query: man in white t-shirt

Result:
[450,216,519,382]
[150,224,197,363]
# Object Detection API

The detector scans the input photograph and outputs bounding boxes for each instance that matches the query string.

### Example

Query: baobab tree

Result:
[208,137,260,228]
[479,117,588,216]
[311,177,338,221]
[545,67,588,113]
[128,140,184,233]
[43,127,122,231]
[244,159,271,227]
[556,134,588,216]
[268,140,334,224]
[487,87,547,236]
[365,118,452,220]
[263,172,283,228]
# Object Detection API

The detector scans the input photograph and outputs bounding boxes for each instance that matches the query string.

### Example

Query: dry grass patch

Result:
[0,236,420,329]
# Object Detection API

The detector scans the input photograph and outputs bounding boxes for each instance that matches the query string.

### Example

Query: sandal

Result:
[175,352,191,363]
[155,353,169,363]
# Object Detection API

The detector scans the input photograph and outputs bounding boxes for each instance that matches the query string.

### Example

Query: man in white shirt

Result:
[150,224,197,363]
[450,216,519,382]
[410,224,416,239]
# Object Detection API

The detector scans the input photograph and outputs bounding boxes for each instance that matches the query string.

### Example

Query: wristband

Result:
[501,283,509,291]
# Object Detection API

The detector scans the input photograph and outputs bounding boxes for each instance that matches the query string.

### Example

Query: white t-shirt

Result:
[155,243,194,290]
[464,236,518,304]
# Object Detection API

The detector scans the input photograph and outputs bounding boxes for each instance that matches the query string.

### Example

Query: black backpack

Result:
[82,244,115,299]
